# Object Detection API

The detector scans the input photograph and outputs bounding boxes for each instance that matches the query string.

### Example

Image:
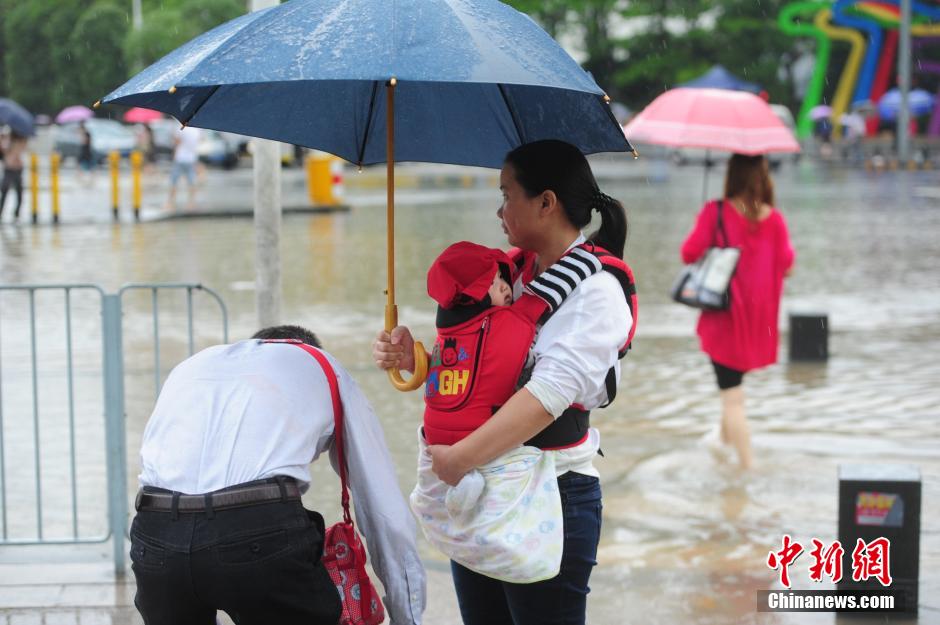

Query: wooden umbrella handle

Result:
[384,304,428,391]
[384,78,428,391]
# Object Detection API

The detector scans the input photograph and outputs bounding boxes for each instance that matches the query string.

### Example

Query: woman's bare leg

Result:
[720,385,752,469]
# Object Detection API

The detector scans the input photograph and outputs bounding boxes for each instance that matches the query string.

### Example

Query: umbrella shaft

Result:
[386,79,397,330]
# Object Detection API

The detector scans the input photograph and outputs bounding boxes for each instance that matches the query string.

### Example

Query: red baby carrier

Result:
[423,243,637,448]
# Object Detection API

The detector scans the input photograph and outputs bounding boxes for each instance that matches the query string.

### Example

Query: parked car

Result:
[198,129,243,169]
[53,119,137,163]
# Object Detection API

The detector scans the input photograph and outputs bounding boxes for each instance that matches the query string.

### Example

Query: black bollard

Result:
[838,464,920,615]
[789,312,828,361]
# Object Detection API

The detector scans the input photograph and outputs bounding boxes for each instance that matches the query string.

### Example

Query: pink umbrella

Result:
[623,88,800,155]
[55,105,94,124]
[623,88,799,198]
[123,107,163,123]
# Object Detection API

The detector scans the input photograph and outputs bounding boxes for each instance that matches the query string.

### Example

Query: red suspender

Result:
[286,342,352,524]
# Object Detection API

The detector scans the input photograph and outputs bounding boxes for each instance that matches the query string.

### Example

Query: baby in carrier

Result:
[412,240,593,583]
[423,241,535,446]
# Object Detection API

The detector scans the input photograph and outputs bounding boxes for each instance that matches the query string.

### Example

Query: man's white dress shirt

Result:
[139,339,425,625]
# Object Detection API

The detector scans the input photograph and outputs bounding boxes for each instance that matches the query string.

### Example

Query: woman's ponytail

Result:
[588,190,627,258]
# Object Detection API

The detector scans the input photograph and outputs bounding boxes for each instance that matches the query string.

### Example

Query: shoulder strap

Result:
[715,199,729,248]
[577,244,638,356]
[269,340,352,524]
[573,244,639,408]
[507,247,537,284]
[524,246,604,314]
[508,246,603,326]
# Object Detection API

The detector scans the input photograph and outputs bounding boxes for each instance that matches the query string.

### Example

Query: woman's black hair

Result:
[504,139,628,258]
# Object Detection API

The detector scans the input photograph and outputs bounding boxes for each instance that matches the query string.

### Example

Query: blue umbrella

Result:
[102,0,632,391]
[0,98,35,137]
[100,0,631,169]
[877,88,935,121]
[678,65,762,94]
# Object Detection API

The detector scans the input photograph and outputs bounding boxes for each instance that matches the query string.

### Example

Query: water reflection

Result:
[0,162,938,622]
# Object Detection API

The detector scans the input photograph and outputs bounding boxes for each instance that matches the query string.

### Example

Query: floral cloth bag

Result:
[410,429,564,583]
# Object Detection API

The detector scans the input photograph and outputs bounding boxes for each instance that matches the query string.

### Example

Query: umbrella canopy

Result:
[102,0,631,391]
[0,98,35,137]
[679,65,762,94]
[55,105,94,124]
[877,88,936,120]
[809,104,833,121]
[123,107,163,123]
[101,0,631,169]
[623,88,800,155]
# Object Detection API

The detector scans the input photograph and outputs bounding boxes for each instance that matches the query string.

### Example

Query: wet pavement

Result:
[0,156,938,624]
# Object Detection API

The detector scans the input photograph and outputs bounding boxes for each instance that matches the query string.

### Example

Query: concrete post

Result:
[251,0,282,328]
[898,0,912,164]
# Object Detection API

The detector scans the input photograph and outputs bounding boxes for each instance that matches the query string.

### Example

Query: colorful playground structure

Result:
[779,0,940,140]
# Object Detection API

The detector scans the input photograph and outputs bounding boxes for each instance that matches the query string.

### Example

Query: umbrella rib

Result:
[357,81,380,167]
[498,84,525,145]
[182,85,221,127]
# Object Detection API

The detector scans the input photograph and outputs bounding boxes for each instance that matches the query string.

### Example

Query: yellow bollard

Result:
[306,152,340,206]
[130,151,143,221]
[50,153,61,224]
[109,151,120,220]
[30,154,39,224]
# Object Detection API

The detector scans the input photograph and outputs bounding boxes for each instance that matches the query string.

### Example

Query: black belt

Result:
[135,478,301,513]
[525,407,590,449]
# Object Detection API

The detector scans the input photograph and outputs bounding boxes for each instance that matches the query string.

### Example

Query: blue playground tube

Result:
[833,0,884,106]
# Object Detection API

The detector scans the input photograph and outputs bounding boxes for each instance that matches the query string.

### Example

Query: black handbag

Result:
[671,200,741,311]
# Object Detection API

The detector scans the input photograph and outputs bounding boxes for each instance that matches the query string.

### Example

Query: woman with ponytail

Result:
[680,153,795,470]
[374,140,634,625]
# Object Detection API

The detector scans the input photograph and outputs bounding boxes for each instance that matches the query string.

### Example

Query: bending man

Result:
[132,325,426,625]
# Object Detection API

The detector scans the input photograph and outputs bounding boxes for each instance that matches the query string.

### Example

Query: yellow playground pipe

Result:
[815,9,866,141]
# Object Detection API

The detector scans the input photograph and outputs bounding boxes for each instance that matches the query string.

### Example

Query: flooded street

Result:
[1,159,938,624]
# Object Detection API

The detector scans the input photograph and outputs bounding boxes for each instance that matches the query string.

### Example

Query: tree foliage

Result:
[4,1,84,113]
[125,0,244,71]
[2,0,243,114]
[67,2,130,107]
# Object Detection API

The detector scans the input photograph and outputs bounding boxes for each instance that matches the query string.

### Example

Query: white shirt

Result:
[139,340,425,625]
[173,126,201,164]
[519,234,632,476]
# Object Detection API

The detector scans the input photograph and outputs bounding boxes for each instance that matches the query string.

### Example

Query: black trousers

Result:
[0,168,23,217]
[131,483,341,625]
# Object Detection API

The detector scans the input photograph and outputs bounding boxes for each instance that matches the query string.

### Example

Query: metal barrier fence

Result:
[0,283,228,573]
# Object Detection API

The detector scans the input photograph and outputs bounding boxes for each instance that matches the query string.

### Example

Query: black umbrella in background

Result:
[0,98,36,137]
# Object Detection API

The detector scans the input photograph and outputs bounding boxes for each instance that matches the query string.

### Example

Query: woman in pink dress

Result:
[680,154,795,469]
